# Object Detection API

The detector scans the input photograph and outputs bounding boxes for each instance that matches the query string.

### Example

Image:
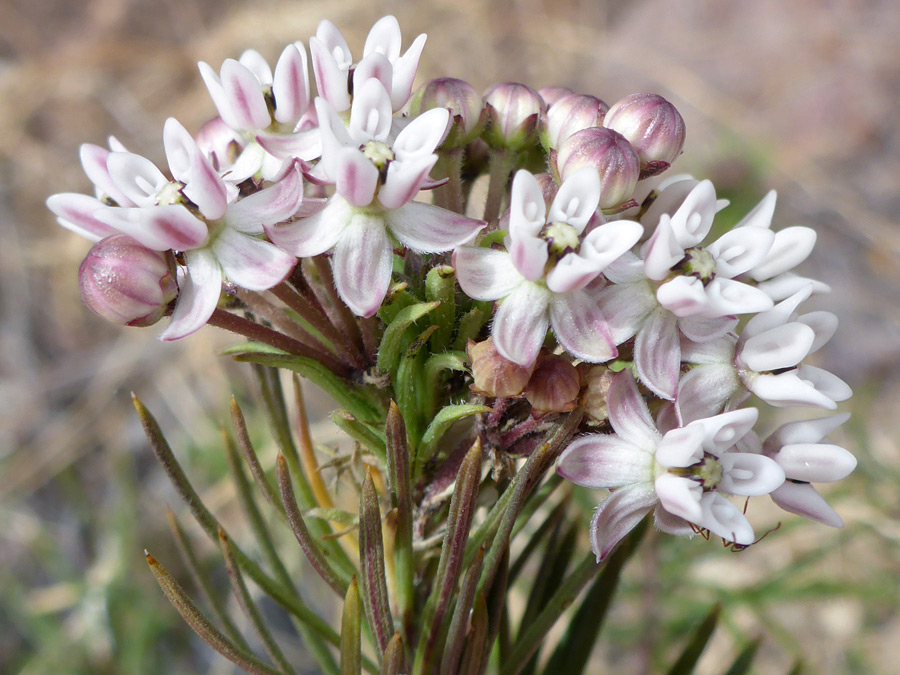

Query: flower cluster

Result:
[49,14,853,569]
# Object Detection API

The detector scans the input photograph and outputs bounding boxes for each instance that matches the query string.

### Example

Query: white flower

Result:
[557,371,785,560]
[268,80,483,317]
[455,169,643,366]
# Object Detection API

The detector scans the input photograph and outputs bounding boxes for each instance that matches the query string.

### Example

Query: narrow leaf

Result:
[722,638,762,675]
[385,402,414,647]
[376,300,440,374]
[416,405,491,473]
[395,324,438,447]
[425,264,456,351]
[422,351,469,418]
[381,632,406,675]
[305,508,359,526]
[146,552,281,675]
[359,470,395,656]
[332,410,387,464]
[441,546,485,675]
[666,604,722,675]
[458,594,489,675]
[451,305,489,351]
[341,578,362,675]
[230,397,281,511]
[507,497,568,585]
[219,529,296,675]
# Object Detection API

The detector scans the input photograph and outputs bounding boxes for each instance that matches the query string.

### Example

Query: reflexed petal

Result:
[643,215,684,280]
[211,228,295,291]
[797,311,838,354]
[678,314,738,342]
[590,484,657,562]
[655,425,704,468]
[95,205,208,251]
[766,412,851,447]
[718,453,784,496]
[309,37,351,112]
[697,492,754,545]
[332,214,393,317]
[392,108,450,161]
[734,189,776,229]
[453,246,521,301]
[334,148,379,207]
[706,226,774,278]
[602,250,644,283]
[220,59,271,130]
[740,322,816,373]
[796,365,852,403]
[387,200,484,252]
[550,289,616,362]
[267,195,348,257]
[106,152,167,207]
[546,253,602,293]
[547,167,600,231]
[655,474,703,523]
[46,193,119,241]
[348,78,393,144]
[509,233,549,281]
[557,434,652,488]
[742,286,812,339]
[80,143,132,206]
[676,364,739,424]
[772,443,856,482]
[703,278,773,317]
[272,43,310,125]
[681,336,735,365]
[751,226,817,281]
[691,407,758,455]
[379,155,438,209]
[657,275,707,317]
[770,482,844,527]
[159,249,221,341]
[668,179,716,248]
[748,371,838,409]
[654,505,696,537]
[509,170,547,239]
[596,280,656,344]
[492,282,551,366]
[635,308,680,399]
[758,272,831,302]
[580,220,643,271]
[225,165,304,233]
[389,33,427,111]
[607,370,659,450]
[255,128,322,161]
[163,118,228,220]
[363,15,402,61]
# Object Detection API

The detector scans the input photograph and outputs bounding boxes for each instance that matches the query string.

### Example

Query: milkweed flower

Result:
[269,79,484,317]
[557,371,785,560]
[455,168,643,366]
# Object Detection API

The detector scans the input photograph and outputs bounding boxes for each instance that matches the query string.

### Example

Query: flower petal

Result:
[272,43,310,125]
[492,282,551,367]
[509,170,547,239]
[387,200,484,252]
[211,228,295,291]
[348,78,393,144]
[392,107,450,161]
[159,249,221,341]
[163,118,228,220]
[634,307,680,400]
[579,220,643,271]
[549,289,617,362]
[220,58,270,131]
[266,195,348,257]
[655,474,703,523]
[770,482,844,527]
[678,314,738,342]
[509,233,549,282]
[668,179,717,248]
[46,193,119,241]
[607,370,659,450]
[547,166,600,231]
[590,484,657,562]
[545,253,602,293]
[691,407,758,455]
[557,434,652,488]
[697,492,754,545]
[676,364,739,424]
[772,443,856,483]
[740,322,816,373]
[702,278,773,317]
[309,36,351,112]
[453,246,521,301]
[332,213,393,317]
[706,226,774,279]
[95,205,209,251]
[334,147,379,207]
[378,155,438,210]
[597,280,656,344]
[718,453,784,496]
[643,215,684,281]
[225,165,304,234]
[106,152,167,208]
[255,129,322,162]
[751,226,817,281]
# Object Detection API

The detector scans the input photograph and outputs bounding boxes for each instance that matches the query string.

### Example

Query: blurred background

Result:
[2,0,899,672]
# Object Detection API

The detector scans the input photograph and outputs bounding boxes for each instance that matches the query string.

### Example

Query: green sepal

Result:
[376,301,441,375]
[425,265,456,351]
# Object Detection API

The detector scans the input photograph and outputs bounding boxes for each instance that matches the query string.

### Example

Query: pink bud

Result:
[79,234,178,327]
[581,365,615,424]
[482,82,546,151]
[556,127,640,209]
[543,93,609,150]
[538,86,575,108]
[467,338,534,398]
[603,93,685,177]
[524,354,581,413]
[409,78,485,148]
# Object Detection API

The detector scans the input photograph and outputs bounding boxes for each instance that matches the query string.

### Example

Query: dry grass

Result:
[2,0,899,672]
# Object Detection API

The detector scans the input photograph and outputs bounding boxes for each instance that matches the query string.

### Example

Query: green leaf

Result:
[220,341,289,357]
[666,604,721,675]
[425,265,456,352]
[722,638,762,675]
[415,404,490,472]
[331,410,387,464]
[340,578,362,675]
[451,305,490,350]
[304,508,360,526]
[358,472,394,655]
[394,325,438,447]
[376,301,441,374]
[422,351,469,418]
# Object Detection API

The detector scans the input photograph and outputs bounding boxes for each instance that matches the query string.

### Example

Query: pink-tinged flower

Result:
[269,80,483,317]
[557,371,785,561]
[455,168,643,366]
[49,118,302,340]
[309,15,426,113]
[555,127,640,209]
[761,414,856,527]
[677,286,850,422]
[198,44,320,181]
[603,93,685,177]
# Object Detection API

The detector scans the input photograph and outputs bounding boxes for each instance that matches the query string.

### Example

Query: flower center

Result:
[542,221,580,259]
[679,247,717,283]
[692,453,723,490]
[156,181,186,207]
[363,140,395,170]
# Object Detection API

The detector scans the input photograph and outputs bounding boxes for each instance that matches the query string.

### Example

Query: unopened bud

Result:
[79,234,177,327]
[542,93,609,150]
[603,93,685,177]
[556,127,640,209]
[524,354,581,413]
[482,82,546,151]
[409,78,485,148]
[467,338,534,398]
[538,86,575,108]
[582,365,615,424]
